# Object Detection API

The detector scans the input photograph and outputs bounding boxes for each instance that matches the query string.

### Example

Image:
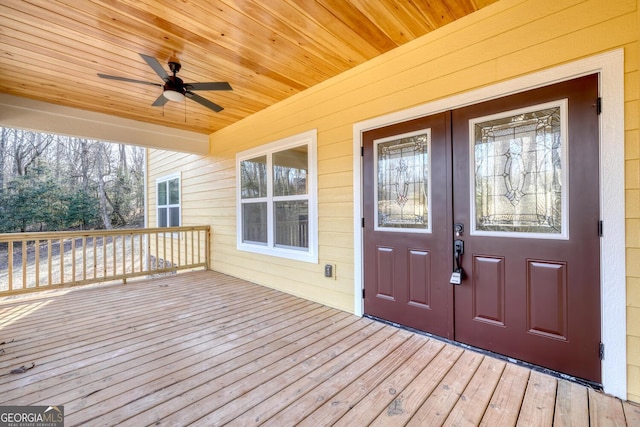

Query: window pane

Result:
[273,146,308,196]
[158,207,167,227]
[242,202,267,244]
[275,200,308,249]
[157,182,167,206]
[376,133,429,230]
[473,106,563,234]
[241,156,267,199]
[168,178,180,204]
[169,207,180,227]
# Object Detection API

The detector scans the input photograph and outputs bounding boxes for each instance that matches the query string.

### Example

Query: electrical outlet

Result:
[324,263,336,279]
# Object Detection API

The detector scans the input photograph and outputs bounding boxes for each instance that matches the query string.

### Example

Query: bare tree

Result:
[0,127,145,232]
[95,143,113,229]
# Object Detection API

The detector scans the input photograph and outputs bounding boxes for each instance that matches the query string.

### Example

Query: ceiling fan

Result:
[98,53,232,112]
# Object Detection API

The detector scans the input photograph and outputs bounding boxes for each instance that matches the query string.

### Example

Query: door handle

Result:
[450,239,465,285]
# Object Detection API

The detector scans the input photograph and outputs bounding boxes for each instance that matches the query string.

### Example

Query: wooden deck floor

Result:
[0,271,638,426]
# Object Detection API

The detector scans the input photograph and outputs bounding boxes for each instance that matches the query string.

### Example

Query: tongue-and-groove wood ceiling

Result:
[0,0,497,135]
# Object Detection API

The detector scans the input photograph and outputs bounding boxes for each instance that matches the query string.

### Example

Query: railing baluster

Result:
[72,237,76,284]
[139,234,143,273]
[197,230,201,266]
[8,241,13,292]
[93,236,97,280]
[47,239,52,286]
[112,235,117,276]
[35,239,40,288]
[82,236,87,281]
[154,232,158,272]
[21,241,27,290]
[122,233,126,279]
[60,239,64,285]
[170,234,174,271]
[103,235,107,278]
[176,232,182,265]
[131,233,135,274]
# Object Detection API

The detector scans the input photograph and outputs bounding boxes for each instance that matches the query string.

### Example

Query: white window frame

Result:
[236,129,318,263]
[156,172,181,230]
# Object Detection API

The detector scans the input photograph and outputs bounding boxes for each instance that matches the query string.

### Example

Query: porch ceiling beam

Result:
[0,93,209,154]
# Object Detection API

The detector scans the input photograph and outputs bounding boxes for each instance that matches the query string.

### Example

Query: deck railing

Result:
[0,226,210,296]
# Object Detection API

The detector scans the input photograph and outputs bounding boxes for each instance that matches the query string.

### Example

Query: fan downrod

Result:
[168,56,182,74]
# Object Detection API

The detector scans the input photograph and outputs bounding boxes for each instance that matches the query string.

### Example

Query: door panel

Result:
[452,74,601,382]
[363,75,600,383]
[472,255,505,326]
[363,113,452,338]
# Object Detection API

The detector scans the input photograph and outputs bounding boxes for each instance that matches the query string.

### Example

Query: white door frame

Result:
[352,49,626,399]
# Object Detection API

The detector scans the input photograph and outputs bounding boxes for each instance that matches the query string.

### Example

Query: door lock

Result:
[450,239,465,285]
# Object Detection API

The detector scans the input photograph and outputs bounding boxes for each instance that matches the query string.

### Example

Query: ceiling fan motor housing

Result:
[164,75,185,94]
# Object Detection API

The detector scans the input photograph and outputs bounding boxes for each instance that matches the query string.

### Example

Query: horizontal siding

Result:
[148,0,640,400]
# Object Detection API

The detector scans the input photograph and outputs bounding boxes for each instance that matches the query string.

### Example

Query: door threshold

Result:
[364,314,603,391]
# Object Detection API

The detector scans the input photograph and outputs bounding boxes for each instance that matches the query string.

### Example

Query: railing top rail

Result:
[0,225,211,242]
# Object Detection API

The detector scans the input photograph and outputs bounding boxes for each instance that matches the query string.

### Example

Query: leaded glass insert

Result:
[472,104,566,235]
[376,130,430,231]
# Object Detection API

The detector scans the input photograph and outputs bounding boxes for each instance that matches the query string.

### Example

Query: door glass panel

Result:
[471,101,567,238]
[375,129,431,232]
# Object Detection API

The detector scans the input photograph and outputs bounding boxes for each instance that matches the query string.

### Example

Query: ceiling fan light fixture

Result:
[163,89,185,102]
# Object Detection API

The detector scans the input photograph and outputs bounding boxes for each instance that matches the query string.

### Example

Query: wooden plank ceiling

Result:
[0,0,497,135]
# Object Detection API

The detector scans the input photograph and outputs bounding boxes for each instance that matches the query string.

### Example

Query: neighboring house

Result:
[1,0,638,406]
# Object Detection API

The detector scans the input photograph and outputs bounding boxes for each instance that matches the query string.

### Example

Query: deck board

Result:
[0,270,635,426]
[553,379,589,427]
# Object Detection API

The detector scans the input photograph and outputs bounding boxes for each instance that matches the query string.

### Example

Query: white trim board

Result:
[352,49,626,398]
[0,94,209,154]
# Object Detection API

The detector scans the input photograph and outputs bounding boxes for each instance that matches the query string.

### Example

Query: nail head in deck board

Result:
[404,351,485,427]
[553,379,589,427]
[588,387,627,426]
[443,356,506,426]
[516,370,558,427]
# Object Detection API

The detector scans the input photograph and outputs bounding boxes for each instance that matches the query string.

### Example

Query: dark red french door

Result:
[363,75,601,383]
